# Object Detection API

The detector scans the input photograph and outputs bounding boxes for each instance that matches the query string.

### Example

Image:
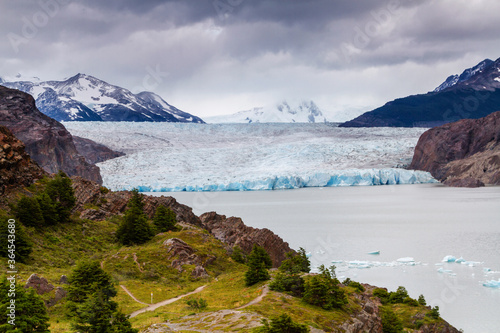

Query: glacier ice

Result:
[62,122,436,192]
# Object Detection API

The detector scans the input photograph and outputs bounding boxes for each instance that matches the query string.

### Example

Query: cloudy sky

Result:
[1,0,500,120]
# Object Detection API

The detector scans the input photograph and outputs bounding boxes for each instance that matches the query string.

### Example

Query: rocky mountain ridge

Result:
[410,111,500,186]
[1,73,204,123]
[0,85,105,183]
[341,57,500,127]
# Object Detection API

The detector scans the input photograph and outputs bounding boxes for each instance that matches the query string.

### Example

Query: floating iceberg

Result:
[482,279,500,288]
[367,251,380,255]
[442,255,457,262]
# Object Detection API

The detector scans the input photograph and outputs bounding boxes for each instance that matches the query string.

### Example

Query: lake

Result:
[148,183,500,332]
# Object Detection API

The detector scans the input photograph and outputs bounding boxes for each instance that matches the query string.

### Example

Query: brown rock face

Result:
[0,85,102,184]
[72,136,125,164]
[24,274,54,295]
[71,176,202,227]
[0,125,46,194]
[410,111,500,186]
[199,212,294,268]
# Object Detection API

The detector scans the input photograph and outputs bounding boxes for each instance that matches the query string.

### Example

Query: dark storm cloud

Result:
[1,0,500,118]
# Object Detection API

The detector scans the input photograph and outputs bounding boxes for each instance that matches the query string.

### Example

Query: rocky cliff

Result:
[72,136,125,164]
[199,212,294,268]
[71,177,294,267]
[0,85,102,184]
[410,111,500,186]
[0,125,46,195]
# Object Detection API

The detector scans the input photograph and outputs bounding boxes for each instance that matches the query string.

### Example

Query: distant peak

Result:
[434,58,496,92]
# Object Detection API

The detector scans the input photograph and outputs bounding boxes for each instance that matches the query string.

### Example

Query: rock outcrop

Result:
[199,212,294,268]
[24,274,54,295]
[72,136,125,164]
[163,238,209,277]
[71,177,202,227]
[0,125,46,195]
[410,111,500,186]
[0,85,102,184]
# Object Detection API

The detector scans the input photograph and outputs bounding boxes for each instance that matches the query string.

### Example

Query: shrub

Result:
[0,213,33,263]
[186,298,207,310]
[231,245,247,264]
[380,307,404,333]
[254,314,309,333]
[269,271,305,297]
[14,196,44,227]
[279,248,310,274]
[427,306,440,319]
[418,294,427,306]
[302,265,347,310]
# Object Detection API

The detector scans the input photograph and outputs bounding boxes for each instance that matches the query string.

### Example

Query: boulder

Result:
[24,274,54,295]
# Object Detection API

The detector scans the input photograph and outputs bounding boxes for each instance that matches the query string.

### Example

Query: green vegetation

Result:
[116,189,154,246]
[0,176,454,332]
[153,205,177,233]
[254,314,309,333]
[0,213,32,263]
[0,275,50,332]
[302,265,347,310]
[230,245,247,264]
[66,261,137,333]
[245,245,271,286]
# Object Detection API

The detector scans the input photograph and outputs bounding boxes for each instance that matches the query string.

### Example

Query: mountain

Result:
[0,85,103,184]
[433,59,495,92]
[1,73,204,123]
[341,57,500,127]
[204,100,328,123]
[410,111,500,187]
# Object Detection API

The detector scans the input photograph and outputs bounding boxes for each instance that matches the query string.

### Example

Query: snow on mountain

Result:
[433,58,497,92]
[63,122,436,192]
[1,73,204,123]
[205,100,329,123]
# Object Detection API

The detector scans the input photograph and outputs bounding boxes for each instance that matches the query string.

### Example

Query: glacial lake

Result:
[148,183,500,332]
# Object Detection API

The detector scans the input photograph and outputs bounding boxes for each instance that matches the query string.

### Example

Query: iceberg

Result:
[442,255,457,262]
[482,279,500,288]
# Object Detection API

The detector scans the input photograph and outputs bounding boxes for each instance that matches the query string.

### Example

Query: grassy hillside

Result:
[0,179,456,332]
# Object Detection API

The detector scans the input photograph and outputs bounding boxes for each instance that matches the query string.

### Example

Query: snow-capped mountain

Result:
[205,101,328,123]
[434,58,500,92]
[0,73,204,123]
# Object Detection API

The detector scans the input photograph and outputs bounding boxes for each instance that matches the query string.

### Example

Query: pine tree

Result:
[36,193,59,226]
[116,189,154,245]
[66,261,136,332]
[244,245,271,286]
[302,265,347,310]
[0,275,50,332]
[0,214,33,263]
[14,196,44,228]
[44,171,76,223]
[153,205,177,233]
[230,245,247,264]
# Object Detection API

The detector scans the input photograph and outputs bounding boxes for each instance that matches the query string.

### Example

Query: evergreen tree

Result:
[244,245,271,286]
[36,193,59,226]
[116,189,154,245]
[380,307,404,333]
[230,245,247,264]
[14,196,44,228]
[302,265,347,310]
[66,261,136,333]
[0,275,50,332]
[44,171,76,223]
[153,205,177,233]
[279,248,310,274]
[0,214,32,263]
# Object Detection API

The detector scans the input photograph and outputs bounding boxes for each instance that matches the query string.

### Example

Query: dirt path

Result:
[120,285,149,306]
[235,284,269,310]
[129,285,208,318]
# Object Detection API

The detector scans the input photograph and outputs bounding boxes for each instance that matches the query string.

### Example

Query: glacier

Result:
[62,122,437,192]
